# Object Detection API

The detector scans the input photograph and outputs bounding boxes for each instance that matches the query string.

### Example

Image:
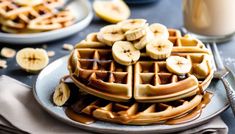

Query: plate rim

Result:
[33,55,230,134]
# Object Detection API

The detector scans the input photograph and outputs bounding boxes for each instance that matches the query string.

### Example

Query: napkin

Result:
[0,75,228,134]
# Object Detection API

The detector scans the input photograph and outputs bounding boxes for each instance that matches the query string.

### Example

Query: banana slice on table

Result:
[125,24,148,41]
[112,41,140,65]
[133,28,154,50]
[118,19,147,31]
[53,82,71,106]
[166,56,192,75]
[93,0,130,23]
[16,48,49,73]
[97,25,125,46]
[146,39,173,60]
[149,23,169,39]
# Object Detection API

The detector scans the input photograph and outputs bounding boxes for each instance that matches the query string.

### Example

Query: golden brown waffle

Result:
[68,49,133,102]
[69,49,213,102]
[166,29,209,53]
[0,1,32,19]
[1,25,42,33]
[69,29,213,102]
[134,53,213,102]
[0,0,75,33]
[28,10,75,30]
[71,91,205,125]
[43,0,64,8]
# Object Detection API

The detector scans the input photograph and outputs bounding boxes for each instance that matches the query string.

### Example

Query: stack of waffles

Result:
[64,19,214,125]
[0,0,75,33]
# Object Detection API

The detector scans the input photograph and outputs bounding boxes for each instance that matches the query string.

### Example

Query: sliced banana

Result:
[118,19,147,31]
[53,82,71,106]
[133,28,154,50]
[149,23,169,40]
[192,56,210,78]
[112,41,140,65]
[166,56,192,75]
[75,32,106,48]
[16,48,49,73]
[97,25,125,46]
[146,39,173,60]
[93,0,130,23]
[125,24,148,41]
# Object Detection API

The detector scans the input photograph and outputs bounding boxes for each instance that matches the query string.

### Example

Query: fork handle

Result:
[221,77,235,116]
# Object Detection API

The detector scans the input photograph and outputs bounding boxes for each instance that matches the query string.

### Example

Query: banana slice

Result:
[118,19,147,31]
[93,0,130,23]
[75,32,106,48]
[53,82,71,106]
[149,23,169,39]
[16,48,49,73]
[112,41,140,65]
[125,24,148,41]
[97,25,125,46]
[166,56,192,75]
[193,56,210,78]
[133,28,154,50]
[146,39,173,60]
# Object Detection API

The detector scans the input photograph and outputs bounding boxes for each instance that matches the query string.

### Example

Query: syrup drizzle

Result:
[65,92,213,125]
[65,108,95,124]
[165,92,213,125]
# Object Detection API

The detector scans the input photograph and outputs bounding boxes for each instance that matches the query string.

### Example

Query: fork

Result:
[206,42,235,116]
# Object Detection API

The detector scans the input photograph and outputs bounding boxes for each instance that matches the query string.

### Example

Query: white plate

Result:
[0,0,93,44]
[34,56,231,134]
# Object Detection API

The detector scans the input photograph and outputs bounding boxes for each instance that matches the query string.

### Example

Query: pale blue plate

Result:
[33,55,231,134]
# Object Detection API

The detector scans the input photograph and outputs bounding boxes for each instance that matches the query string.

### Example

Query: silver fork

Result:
[206,42,235,116]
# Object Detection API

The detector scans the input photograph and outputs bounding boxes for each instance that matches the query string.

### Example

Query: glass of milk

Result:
[183,0,235,42]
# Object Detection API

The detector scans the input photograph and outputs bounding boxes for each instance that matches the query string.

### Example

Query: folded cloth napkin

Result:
[0,75,228,134]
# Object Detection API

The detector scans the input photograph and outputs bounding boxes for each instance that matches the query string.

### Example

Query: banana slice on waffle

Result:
[97,25,125,46]
[112,41,140,65]
[125,24,148,41]
[146,38,173,60]
[118,19,147,31]
[75,32,107,48]
[133,28,154,50]
[166,56,192,75]
[149,23,169,39]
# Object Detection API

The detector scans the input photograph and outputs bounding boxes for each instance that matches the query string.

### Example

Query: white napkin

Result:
[0,75,228,134]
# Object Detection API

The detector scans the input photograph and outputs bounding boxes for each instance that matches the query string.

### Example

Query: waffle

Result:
[69,49,133,102]
[135,53,213,102]
[70,91,206,125]
[68,29,213,102]
[28,10,75,31]
[0,1,32,19]
[0,0,75,33]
